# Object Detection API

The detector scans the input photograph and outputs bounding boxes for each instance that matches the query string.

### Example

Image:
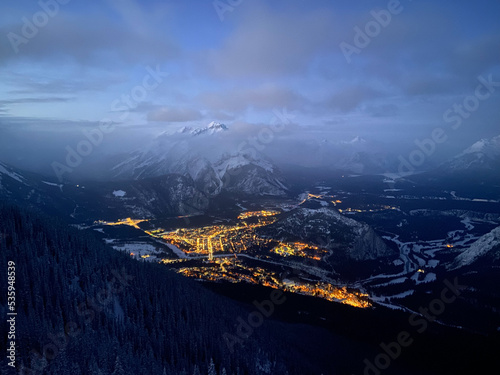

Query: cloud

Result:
[448,34,500,77]
[364,104,399,118]
[206,111,235,121]
[147,107,203,122]
[338,2,500,99]
[204,3,337,79]
[326,86,382,112]
[0,96,74,114]
[4,71,126,95]
[0,10,178,66]
[0,97,74,105]
[200,85,308,113]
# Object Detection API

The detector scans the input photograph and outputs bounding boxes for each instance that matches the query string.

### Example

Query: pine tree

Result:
[112,355,126,375]
[208,358,216,375]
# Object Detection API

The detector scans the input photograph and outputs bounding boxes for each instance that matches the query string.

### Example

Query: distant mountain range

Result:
[309,134,500,176]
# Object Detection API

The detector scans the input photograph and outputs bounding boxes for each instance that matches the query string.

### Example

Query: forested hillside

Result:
[0,205,344,375]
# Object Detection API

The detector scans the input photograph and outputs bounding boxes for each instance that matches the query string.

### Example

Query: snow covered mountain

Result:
[444,134,500,171]
[111,122,288,197]
[448,225,500,270]
[411,135,500,197]
[259,205,396,264]
[177,121,228,136]
[214,153,287,196]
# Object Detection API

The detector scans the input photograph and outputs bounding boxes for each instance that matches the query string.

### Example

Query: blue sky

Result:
[1,0,499,147]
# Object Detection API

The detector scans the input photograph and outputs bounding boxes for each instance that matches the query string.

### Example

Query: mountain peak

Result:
[462,135,500,155]
[177,126,193,134]
[441,134,500,172]
[456,134,500,160]
[192,122,228,136]
[207,121,227,129]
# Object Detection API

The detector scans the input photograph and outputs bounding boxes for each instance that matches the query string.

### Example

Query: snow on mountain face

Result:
[445,135,500,171]
[448,226,500,270]
[112,121,228,180]
[111,121,287,197]
[215,153,275,174]
[214,153,287,196]
[176,122,228,136]
[259,207,395,261]
[0,161,27,186]
[182,155,223,196]
[114,150,287,197]
[191,121,228,136]
[177,126,192,134]
[460,135,500,158]
[120,174,210,218]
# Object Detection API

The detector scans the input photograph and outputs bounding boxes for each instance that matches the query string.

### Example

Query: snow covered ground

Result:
[111,242,162,262]
[42,180,63,191]
[367,218,488,306]
[0,163,26,183]
[113,190,127,197]
[164,243,188,259]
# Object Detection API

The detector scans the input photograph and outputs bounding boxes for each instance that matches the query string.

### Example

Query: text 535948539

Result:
[7,261,17,368]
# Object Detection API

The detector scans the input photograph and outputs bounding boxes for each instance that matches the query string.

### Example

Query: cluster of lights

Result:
[156,212,280,260]
[98,217,148,229]
[271,241,326,260]
[172,259,371,308]
[338,205,398,214]
[237,210,280,220]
